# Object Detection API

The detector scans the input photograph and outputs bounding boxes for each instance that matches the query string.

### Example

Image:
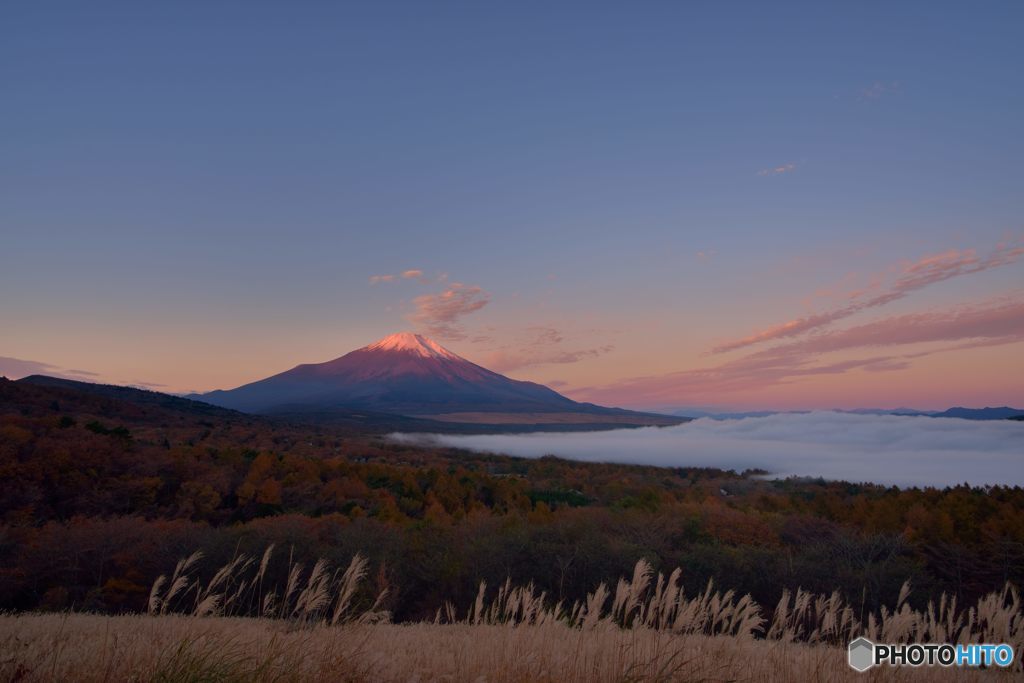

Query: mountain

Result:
[190,332,680,426]
[667,407,1019,420]
[932,406,1024,420]
[842,408,935,417]
[667,408,929,420]
[669,408,793,420]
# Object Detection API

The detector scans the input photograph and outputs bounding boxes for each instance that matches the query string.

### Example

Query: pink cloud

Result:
[714,241,1024,353]
[573,295,1024,407]
[773,297,1024,356]
[481,327,614,372]
[713,312,846,353]
[487,346,613,373]
[370,268,432,285]
[571,353,910,407]
[408,283,490,340]
[757,163,796,176]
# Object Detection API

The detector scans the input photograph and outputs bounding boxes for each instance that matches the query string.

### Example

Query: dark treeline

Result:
[2,377,1022,620]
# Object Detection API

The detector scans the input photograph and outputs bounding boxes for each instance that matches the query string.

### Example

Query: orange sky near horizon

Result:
[3,239,1022,411]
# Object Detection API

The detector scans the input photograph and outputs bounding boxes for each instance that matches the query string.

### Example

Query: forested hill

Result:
[13,374,253,422]
[9,375,459,433]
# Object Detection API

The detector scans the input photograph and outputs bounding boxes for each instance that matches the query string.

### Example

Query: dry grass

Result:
[2,615,1019,682]
[147,546,388,626]
[443,557,1022,656]
[1,552,1021,682]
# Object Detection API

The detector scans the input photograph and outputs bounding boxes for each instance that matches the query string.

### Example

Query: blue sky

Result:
[3,1,1022,408]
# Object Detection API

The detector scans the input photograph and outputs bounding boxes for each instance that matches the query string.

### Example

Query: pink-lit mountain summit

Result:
[192,332,676,425]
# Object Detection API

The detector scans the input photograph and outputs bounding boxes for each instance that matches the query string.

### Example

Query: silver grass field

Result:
[2,548,1022,682]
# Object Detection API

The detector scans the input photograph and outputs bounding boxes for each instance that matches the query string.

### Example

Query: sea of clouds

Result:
[391,412,1024,488]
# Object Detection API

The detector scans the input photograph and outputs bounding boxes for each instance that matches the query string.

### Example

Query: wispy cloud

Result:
[0,357,98,381]
[757,163,797,177]
[129,380,167,389]
[572,294,1024,407]
[860,81,900,100]
[713,241,1024,353]
[770,296,1024,356]
[369,268,430,285]
[573,351,910,406]
[483,326,613,372]
[408,283,490,340]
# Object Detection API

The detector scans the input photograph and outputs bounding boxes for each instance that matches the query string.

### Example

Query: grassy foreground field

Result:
[0,614,1016,682]
[2,553,1022,682]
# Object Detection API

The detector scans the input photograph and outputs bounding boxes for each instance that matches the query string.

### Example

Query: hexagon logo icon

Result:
[848,637,875,672]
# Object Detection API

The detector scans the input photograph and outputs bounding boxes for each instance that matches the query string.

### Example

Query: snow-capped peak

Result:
[363,332,461,360]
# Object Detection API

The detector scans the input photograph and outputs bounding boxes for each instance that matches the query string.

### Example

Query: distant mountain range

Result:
[669,406,1024,421]
[187,332,682,428]
[930,406,1024,420]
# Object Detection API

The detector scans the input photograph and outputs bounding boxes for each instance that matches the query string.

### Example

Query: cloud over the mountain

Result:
[408,283,490,340]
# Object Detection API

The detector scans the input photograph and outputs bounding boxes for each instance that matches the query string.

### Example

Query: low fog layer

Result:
[391,412,1024,488]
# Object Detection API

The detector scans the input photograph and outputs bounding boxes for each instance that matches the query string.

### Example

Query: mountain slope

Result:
[932,406,1024,420]
[17,374,248,420]
[12,375,498,433]
[191,332,679,425]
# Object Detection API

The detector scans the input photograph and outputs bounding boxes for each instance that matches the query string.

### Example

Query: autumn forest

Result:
[2,376,1021,628]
